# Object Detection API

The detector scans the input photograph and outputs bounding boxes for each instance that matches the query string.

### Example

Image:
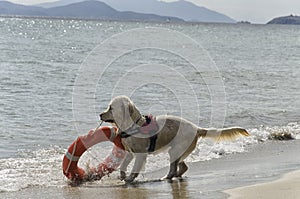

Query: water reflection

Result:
[61,178,191,199]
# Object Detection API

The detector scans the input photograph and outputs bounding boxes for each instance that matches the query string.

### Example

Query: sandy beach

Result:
[225,170,300,199]
[1,139,300,199]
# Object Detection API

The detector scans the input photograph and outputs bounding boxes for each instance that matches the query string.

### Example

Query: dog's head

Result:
[100,96,142,131]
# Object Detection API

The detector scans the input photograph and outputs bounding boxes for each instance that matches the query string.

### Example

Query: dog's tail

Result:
[197,127,249,141]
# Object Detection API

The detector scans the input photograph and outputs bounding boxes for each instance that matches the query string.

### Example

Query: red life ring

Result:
[62,126,125,182]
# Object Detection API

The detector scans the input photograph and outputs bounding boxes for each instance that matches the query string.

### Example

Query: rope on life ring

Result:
[62,126,125,182]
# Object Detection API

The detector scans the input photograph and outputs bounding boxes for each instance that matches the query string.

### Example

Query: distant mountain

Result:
[267,15,300,25]
[0,1,183,22]
[37,0,235,23]
[0,1,44,15]
[36,0,84,8]
[45,1,183,21]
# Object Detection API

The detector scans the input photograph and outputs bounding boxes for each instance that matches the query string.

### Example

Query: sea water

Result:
[0,17,299,192]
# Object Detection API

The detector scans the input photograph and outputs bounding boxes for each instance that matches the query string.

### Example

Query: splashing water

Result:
[0,122,299,192]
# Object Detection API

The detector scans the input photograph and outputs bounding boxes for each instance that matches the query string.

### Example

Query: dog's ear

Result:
[128,101,140,117]
[128,102,134,116]
[123,100,135,120]
[128,101,143,124]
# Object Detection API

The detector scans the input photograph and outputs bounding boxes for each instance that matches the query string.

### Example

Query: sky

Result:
[8,0,300,23]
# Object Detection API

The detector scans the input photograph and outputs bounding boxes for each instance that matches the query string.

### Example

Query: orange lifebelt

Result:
[62,126,125,182]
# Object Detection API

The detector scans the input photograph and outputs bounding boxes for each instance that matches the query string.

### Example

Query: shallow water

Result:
[0,17,299,192]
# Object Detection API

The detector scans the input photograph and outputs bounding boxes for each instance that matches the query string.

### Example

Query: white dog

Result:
[100,96,249,182]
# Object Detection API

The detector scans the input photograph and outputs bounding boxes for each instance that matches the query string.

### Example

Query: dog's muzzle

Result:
[99,113,114,123]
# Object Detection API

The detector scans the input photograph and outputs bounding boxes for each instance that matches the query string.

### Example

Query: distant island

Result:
[267,15,300,25]
[237,21,251,24]
[0,0,236,23]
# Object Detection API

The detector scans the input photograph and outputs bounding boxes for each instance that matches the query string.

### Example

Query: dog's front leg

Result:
[125,153,147,183]
[119,152,134,181]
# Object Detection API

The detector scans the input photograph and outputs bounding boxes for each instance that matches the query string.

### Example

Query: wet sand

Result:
[2,140,300,199]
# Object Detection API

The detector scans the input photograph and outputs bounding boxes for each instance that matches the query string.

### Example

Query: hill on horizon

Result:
[36,0,236,23]
[267,15,300,25]
[0,1,183,22]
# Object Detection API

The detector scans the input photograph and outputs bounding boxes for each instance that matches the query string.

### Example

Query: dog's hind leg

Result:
[119,152,133,180]
[125,153,147,183]
[176,161,188,178]
[165,158,179,180]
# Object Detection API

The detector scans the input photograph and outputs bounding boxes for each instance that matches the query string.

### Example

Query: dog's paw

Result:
[161,172,177,181]
[119,171,126,181]
[124,176,134,183]
[124,173,138,183]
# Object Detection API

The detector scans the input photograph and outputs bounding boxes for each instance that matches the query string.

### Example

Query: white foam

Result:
[249,122,300,141]
[0,146,65,192]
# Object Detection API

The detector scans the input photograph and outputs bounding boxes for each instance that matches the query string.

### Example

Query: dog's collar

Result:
[135,115,146,127]
[120,114,159,153]
[119,114,145,134]
[120,114,158,137]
